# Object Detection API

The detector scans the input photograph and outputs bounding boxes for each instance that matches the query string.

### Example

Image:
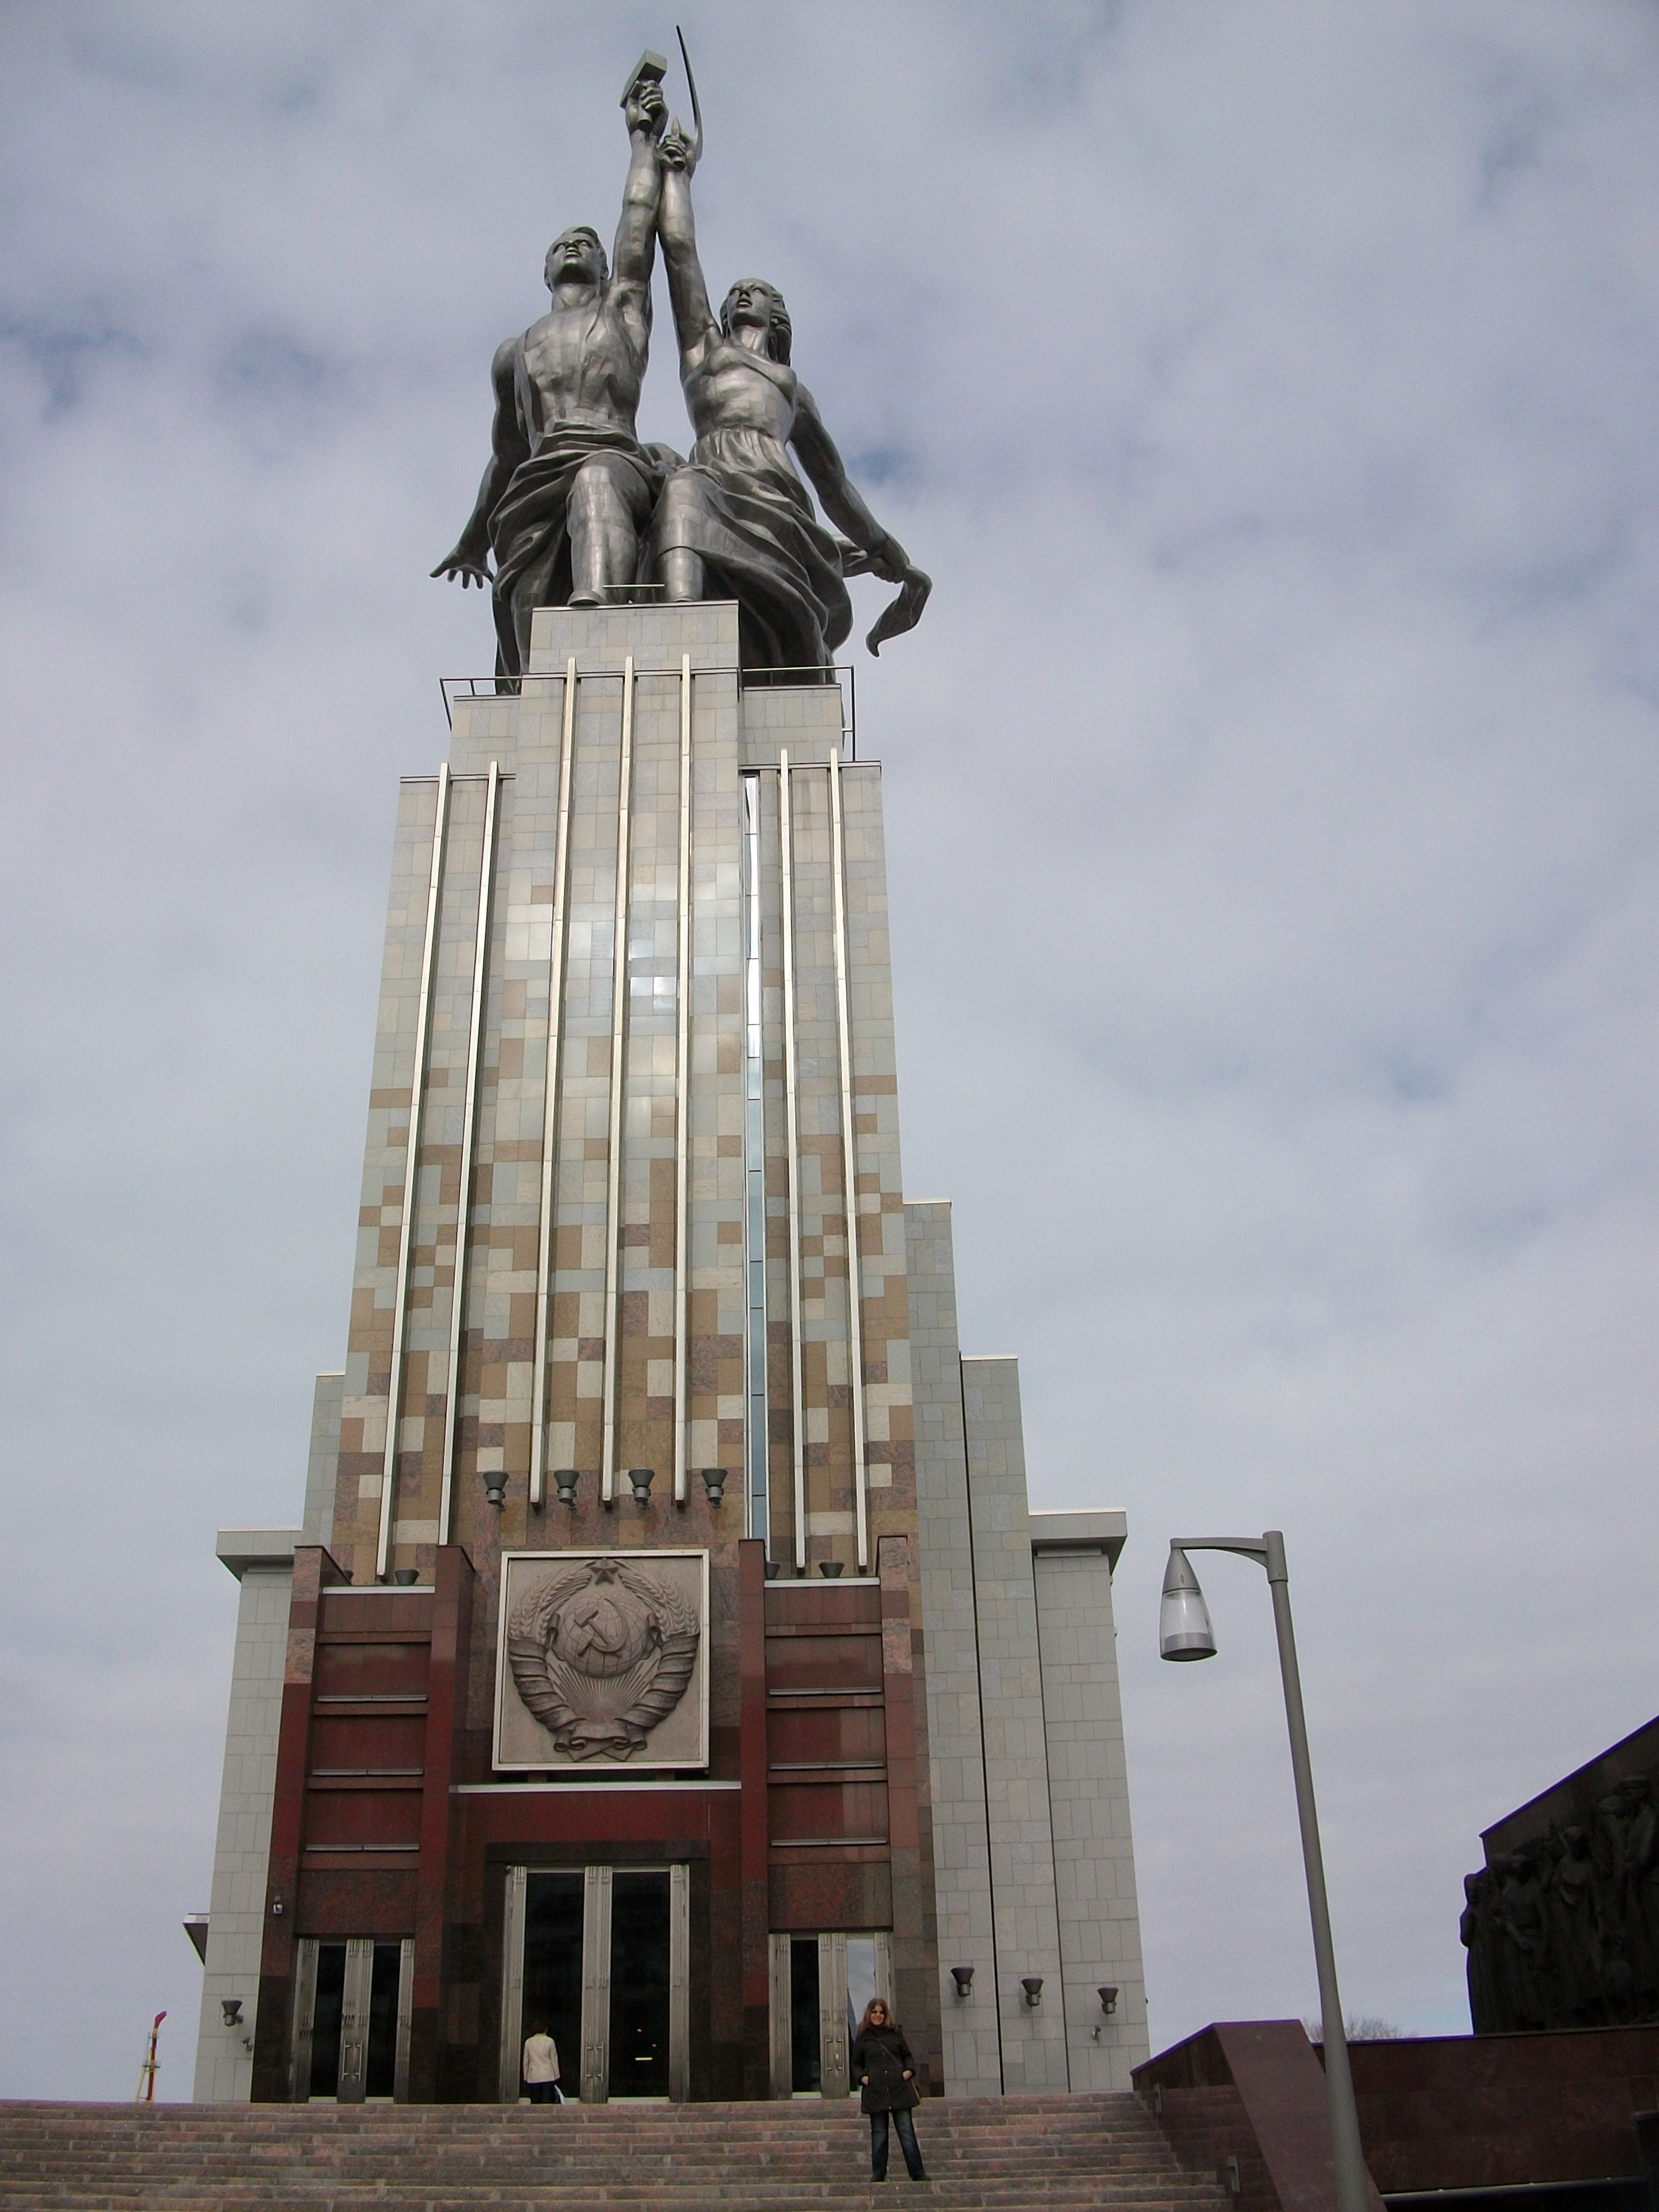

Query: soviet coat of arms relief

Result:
[494,1550,710,1771]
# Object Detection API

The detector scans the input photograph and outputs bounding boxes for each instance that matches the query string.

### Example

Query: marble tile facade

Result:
[199,599,1146,2102]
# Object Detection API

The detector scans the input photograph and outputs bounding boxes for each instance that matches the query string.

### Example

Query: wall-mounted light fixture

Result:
[699,1468,727,1509]
[270,1895,284,1918]
[479,1466,508,1509]
[554,1469,580,1507]
[220,1998,243,2028]
[1098,1986,1119,2016]
[949,1966,974,2001]
[392,1567,419,1585]
[627,1467,655,1506]
[1020,1977,1043,2009]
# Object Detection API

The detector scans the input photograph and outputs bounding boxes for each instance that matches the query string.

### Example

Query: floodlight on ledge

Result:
[1159,1544,1218,1661]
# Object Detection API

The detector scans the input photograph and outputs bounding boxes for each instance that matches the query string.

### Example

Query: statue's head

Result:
[720,278,791,365]
[546,227,609,293]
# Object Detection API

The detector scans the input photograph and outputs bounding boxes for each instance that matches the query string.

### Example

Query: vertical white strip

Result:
[439,759,501,1545]
[376,764,452,1582]
[530,661,578,1509]
[673,654,693,1504]
[498,1865,527,2104]
[817,1930,849,2099]
[828,751,870,1573]
[601,657,635,1506]
[668,1861,691,2100]
[394,1936,415,2104]
[339,1938,373,2103]
[581,1864,613,2103]
[290,1939,319,2102]
[767,1932,792,2098]
[741,777,769,1543]
[779,752,807,1573]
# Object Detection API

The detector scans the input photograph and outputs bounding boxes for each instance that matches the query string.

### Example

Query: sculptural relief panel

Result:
[493,1548,709,1771]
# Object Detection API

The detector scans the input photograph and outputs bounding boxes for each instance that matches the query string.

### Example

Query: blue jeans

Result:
[870,2107,925,2180]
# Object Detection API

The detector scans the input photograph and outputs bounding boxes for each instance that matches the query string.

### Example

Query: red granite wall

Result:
[1345,2026,1659,2190]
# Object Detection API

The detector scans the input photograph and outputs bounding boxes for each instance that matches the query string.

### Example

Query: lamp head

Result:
[1020,1977,1043,2008]
[627,1467,655,1506]
[699,1468,727,1509]
[220,1998,243,2028]
[1160,1544,1217,1661]
[554,1468,580,1507]
[949,1966,974,2000]
[479,1467,507,1510]
[1098,1984,1119,2016]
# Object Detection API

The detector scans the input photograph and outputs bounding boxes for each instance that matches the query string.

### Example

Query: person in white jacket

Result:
[522,2024,562,2105]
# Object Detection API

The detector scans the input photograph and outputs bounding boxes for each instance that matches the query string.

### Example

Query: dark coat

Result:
[852,2024,918,2114]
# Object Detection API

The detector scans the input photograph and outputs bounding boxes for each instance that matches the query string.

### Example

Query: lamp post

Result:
[1160,1530,1370,2212]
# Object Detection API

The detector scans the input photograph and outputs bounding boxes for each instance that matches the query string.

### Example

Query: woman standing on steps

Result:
[851,1999,929,2184]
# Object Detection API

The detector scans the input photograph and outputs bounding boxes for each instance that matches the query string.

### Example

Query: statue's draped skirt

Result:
[488,424,668,683]
[655,429,852,673]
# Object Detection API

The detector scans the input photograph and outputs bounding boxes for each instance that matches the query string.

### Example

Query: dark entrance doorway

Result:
[790,1937,822,2092]
[499,1862,689,2102]
[521,1872,584,2099]
[608,1871,672,2097]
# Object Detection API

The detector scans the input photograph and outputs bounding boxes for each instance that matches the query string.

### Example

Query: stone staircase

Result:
[0,2095,1227,2211]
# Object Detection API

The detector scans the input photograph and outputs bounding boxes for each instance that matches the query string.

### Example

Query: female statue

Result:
[652,128,929,672]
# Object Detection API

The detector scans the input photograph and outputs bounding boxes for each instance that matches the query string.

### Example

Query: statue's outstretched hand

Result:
[432,541,491,589]
[836,533,932,654]
[658,122,698,174]
[865,566,931,655]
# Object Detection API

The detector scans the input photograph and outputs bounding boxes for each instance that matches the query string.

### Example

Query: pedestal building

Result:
[193,601,1148,2106]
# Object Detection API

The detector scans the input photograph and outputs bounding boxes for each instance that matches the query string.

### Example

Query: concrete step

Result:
[0,2097,1226,2212]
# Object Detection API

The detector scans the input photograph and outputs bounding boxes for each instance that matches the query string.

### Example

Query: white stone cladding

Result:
[1031,1529,1150,2088]
[906,1201,1002,2094]
[302,1370,344,1539]
[959,1356,1071,2090]
[909,1210,1149,2095]
[193,1530,298,2102]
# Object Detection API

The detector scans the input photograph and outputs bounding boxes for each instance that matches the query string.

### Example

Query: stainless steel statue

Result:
[431,54,679,683]
[435,44,929,677]
[651,122,929,671]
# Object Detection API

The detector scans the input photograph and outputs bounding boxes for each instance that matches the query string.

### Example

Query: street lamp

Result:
[1159,1530,1370,2212]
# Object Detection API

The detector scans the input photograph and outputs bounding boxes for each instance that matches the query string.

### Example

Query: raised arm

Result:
[656,133,718,362]
[431,337,528,585]
[610,80,668,322]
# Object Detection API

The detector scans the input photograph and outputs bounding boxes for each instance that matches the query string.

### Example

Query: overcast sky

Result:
[2,0,1656,2100]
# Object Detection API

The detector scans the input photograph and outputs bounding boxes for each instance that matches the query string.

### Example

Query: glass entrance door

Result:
[769,1931,893,2099]
[500,1864,689,2103]
[292,1937,413,2102]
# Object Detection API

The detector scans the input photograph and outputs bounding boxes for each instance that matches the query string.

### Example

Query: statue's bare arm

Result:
[609,82,668,339]
[656,138,718,368]
[793,385,932,654]
[432,339,528,585]
[790,388,909,580]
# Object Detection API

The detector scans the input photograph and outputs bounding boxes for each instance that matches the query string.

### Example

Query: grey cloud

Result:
[0,303,145,417]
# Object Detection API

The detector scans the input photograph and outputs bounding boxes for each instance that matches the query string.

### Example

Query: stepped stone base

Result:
[0,2094,1223,2211]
